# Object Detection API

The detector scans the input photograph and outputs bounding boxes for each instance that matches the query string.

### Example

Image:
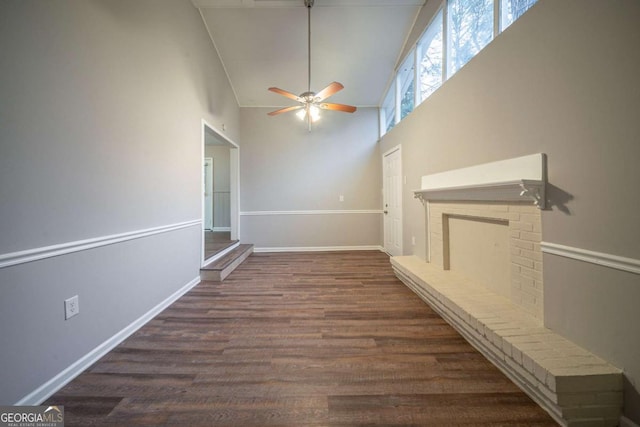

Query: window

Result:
[501,0,537,30]
[379,0,537,137]
[398,52,415,119]
[381,81,397,134]
[418,8,444,102]
[447,0,494,78]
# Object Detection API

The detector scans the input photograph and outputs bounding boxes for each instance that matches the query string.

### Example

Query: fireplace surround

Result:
[427,200,543,318]
[414,153,546,318]
[392,153,622,426]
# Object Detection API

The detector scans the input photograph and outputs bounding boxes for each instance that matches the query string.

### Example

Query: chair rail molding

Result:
[0,220,202,269]
[541,242,640,275]
[240,209,382,216]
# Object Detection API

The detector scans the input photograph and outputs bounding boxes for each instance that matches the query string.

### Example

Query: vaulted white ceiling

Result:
[193,0,424,108]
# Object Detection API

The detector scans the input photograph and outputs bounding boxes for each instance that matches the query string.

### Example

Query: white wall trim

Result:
[420,153,546,190]
[211,227,232,232]
[15,275,201,405]
[416,153,547,209]
[0,220,202,270]
[201,118,241,267]
[541,242,640,275]
[240,210,382,216]
[254,245,384,253]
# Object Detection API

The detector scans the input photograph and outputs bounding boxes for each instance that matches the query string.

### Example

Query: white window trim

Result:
[441,2,448,87]
[379,0,537,138]
[414,47,421,108]
[493,0,500,37]
[417,5,445,104]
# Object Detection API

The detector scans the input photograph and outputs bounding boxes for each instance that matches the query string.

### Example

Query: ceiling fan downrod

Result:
[305,0,313,94]
[266,0,357,127]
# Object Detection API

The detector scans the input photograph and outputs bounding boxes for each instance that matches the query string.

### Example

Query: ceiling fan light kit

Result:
[267,0,357,131]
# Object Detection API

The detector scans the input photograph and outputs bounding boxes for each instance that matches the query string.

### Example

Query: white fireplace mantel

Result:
[414,153,547,209]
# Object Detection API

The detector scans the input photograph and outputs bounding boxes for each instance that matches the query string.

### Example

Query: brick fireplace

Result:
[392,154,622,426]
[428,201,543,319]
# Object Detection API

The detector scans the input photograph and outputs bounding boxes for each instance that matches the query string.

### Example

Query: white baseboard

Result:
[254,245,383,253]
[15,276,201,406]
[211,227,231,232]
[621,416,640,427]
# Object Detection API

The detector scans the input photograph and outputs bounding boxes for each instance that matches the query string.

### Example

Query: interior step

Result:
[200,244,253,282]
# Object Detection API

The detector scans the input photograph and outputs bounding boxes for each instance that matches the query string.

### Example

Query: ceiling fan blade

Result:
[267,105,303,116]
[315,82,344,102]
[318,102,357,113]
[268,87,303,102]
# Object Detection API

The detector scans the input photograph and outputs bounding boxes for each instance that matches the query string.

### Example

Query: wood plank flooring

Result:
[204,231,237,260]
[45,251,557,426]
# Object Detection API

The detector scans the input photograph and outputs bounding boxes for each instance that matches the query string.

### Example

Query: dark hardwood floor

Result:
[204,231,237,260]
[46,251,557,426]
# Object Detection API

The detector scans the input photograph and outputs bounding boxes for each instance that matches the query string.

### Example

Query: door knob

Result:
[383,210,388,214]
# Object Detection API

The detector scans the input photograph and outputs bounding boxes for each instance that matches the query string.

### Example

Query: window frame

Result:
[397,49,416,120]
[500,0,538,31]
[446,0,496,79]
[380,79,397,136]
[417,5,445,104]
[379,0,537,138]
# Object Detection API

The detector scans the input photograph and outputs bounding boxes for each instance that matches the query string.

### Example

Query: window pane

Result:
[501,0,537,30]
[419,8,443,102]
[382,82,396,134]
[398,52,415,119]
[447,0,494,78]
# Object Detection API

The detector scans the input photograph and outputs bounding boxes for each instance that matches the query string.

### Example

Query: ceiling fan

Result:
[267,0,357,130]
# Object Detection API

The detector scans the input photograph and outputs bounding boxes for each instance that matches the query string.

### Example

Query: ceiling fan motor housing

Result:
[300,91,317,103]
[265,0,356,120]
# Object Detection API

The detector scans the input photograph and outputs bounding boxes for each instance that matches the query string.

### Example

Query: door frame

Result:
[203,157,214,230]
[201,120,240,267]
[382,145,403,256]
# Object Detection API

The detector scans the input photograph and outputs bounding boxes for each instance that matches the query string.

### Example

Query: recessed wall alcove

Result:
[447,215,511,301]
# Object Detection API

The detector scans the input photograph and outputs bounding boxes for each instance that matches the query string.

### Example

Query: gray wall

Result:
[0,0,239,404]
[205,144,231,228]
[379,0,640,420]
[205,145,231,193]
[240,107,382,250]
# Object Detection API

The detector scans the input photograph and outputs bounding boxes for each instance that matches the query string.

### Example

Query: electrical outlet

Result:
[64,295,79,320]
[339,195,344,202]
[412,236,416,245]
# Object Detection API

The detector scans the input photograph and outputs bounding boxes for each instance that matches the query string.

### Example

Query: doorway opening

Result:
[202,120,240,266]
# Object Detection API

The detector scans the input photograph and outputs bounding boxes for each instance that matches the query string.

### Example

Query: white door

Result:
[383,147,403,256]
[204,157,213,230]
